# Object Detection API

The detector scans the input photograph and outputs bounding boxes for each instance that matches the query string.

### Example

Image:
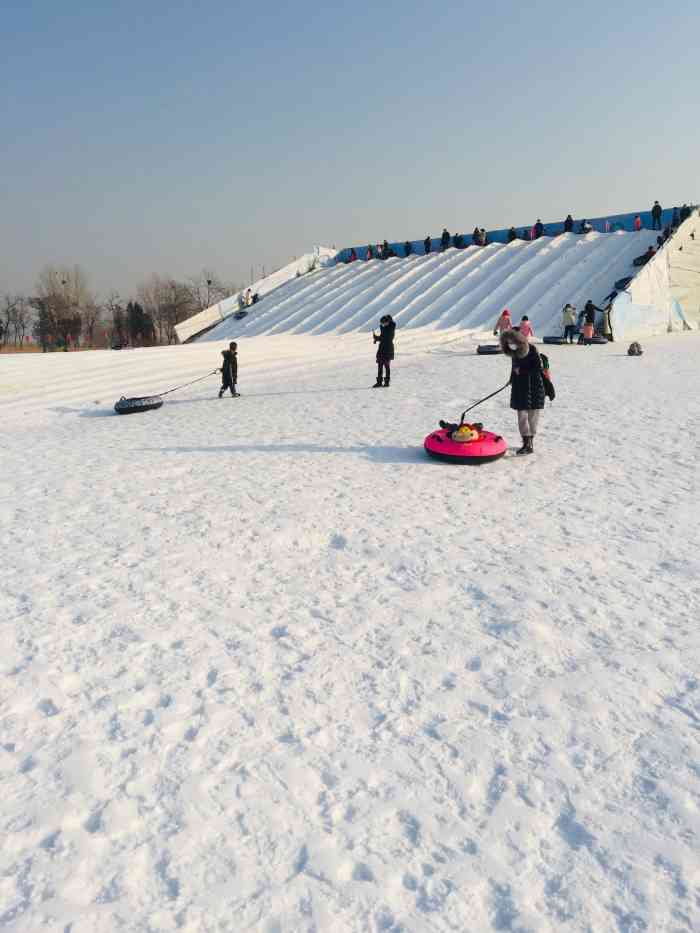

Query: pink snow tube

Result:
[424,428,507,464]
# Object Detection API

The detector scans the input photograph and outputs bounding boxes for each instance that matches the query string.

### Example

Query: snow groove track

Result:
[203,231,655,342]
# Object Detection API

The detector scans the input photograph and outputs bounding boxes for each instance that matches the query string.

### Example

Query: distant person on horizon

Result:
[404,240,413,257]
[480,228,488,246]
[218,342,239,397]
[680,203,690,222]
[671,207,680,228]
[348,248,358,262]
[579,219,593,234]
[562,304,577,343]
[507,226,517,242]
[454,232,465,249]
[373,315,395,387]
[634,214,642,232]
[493,308,513,336]
[440,228,451,251]
[424,236,432,255]
[472,227,481,246]
[564,214,574,233]
[366,244,374,260]
[533,219,544,239]
[651,200,662,230]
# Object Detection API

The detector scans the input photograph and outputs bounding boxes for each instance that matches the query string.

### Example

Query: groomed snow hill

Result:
[201,230,659,343]
[2,332,700,931]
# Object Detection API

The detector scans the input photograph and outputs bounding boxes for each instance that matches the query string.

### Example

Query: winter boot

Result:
[218,388,224,398]
[516,436,533,455]
[383,377,390,387]
[372,379,383,388]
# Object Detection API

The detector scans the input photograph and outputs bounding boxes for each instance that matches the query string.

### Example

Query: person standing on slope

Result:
[564,214,574,233]
[218,342,239,397]
[562,304,577,343]
[500,328,546,455]
[651,200,663,230]
[493,308,513,336]
[373,315,396,387]
[424,236,432,255]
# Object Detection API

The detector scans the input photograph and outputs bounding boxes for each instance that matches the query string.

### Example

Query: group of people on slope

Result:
[343,202,696,265]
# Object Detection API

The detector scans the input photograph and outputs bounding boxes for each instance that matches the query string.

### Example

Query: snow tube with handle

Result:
[543,335,566,344]
[114,395,164,415]
[476,344,502,355]
[424,427,507,464]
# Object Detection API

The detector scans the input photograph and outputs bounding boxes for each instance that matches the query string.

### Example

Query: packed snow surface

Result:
[202,231,656,342]
[2,331,700,932]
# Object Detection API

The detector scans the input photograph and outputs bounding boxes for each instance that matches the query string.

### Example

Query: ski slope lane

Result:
[202,231,653,342]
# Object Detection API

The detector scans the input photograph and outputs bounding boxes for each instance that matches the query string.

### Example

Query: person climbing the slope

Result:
[372,315,396,387]
[562,303,577,343]
[218,342,239,397]
[651,200,663,230]
[500,328,546,455]
[493,308,513,336]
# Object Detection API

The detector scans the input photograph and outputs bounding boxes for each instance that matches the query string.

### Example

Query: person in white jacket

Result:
[562,304,577,343]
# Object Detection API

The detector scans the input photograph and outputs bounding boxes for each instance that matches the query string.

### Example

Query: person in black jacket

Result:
[651,200,662,230]
[218,342,239,397]
[404,240,413,257]
[563,214,574,233]
[372,315,395,387]
[500,328,545,454]
[423,236,432,255]
[507,227,517,242]
[440,228,451,251]
[534,219,544,239]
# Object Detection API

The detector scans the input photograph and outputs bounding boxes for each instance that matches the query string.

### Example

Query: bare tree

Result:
[186,269,239,312]
[137,275,195,344]
[35,264,93,349]
[82,299,102,348]
[1,296,20,348]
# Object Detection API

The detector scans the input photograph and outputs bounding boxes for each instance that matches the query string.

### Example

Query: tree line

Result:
[0,265,239,351]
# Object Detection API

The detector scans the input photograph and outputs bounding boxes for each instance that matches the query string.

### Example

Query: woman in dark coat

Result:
[373,315,396,387]
[500,328,545,454]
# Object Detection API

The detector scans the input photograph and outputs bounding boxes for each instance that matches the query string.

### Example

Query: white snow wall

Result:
[612,210,699,339]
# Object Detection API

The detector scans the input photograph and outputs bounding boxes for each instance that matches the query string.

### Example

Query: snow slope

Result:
[200,231,660,344]
[2,333,700,932]
[175,249,338,344]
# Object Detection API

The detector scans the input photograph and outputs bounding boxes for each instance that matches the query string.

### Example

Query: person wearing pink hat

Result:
[493,308,512,336]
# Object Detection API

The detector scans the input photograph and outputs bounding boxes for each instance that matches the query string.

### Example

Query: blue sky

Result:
[1,0,698,296]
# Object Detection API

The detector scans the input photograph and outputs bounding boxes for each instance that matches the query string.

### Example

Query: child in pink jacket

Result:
[493,308,513,335]
[519,315,535,341]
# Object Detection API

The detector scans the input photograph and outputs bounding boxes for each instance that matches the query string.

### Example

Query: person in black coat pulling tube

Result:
[372,315,395,387]
[500,328,546,455]
[218,342,239,397]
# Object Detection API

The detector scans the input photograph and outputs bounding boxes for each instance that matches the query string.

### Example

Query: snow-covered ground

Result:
[200,231,656,343]
[2,331,700,932]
